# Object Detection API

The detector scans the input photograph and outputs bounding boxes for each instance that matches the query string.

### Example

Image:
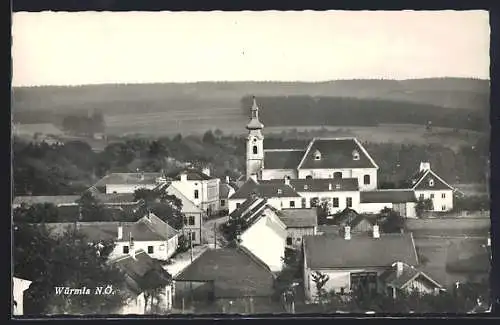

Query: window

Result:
[310,198,319,207]
[236,203,241,208]
[190,232,196,241]
[253,145,258,154]
[350,272,378,295]
[188,216,195,225]
[333,172,342,179]
[286,237,293,245]
[429,179,435,187]
[346,197,353,208]
[301,198,307,208]
[442,205,446,211]
[221,199,225,207]
[183,217,188,225]
[123,245,129,254]
[430,193,434,199]
[332,197,339,208]
[340,287,345,295]
[290,200,295,208]
[352,150,360,160]
[148,246,154,254]
[306,175,313,180]
[314,150,321,160]
[364,175,371,185]
[441,193,446,199]
[419,194,424,200]
[194,189,199,199]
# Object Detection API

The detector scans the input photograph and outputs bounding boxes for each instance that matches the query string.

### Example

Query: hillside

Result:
[11,78,490,134]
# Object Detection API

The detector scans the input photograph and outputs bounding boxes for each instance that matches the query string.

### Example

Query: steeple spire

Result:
[246,96,264,130]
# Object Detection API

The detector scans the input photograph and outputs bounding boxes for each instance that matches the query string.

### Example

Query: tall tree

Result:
[76,191,107,222]
[13,203,60,223]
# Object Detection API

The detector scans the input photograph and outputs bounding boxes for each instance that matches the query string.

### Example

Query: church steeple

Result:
[246,96,264,130]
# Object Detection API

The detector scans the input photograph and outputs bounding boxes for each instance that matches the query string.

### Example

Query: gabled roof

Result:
[229,178,301,200]
[94,172,162,187]
[112,249,172,295]
[169,168,213,181]
[42,213,178,242]
[263,149,305,169]
[332,207,361,226]
[13,195,81,207]
[264,178,359,192]
[380,263,443,290]
[229,196,268,221]
[360,190,417,204]
[175,247,275,298]
[277,208,318,228]
[303,233,419,269]
[412,169,454,191]
[297,138,378,170]
[219,182,236,199]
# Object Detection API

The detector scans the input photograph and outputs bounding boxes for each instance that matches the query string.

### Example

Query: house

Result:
[244,98,379,191]
[228,177,302,213]
[168,168,220,217]
[276,208,318,248]
[174,246,281,314]
[219,176,236,213]
[156,182,205,245]
[228,196,288,272]
[330,208,378,234]
[44,213,179,261]
[302,227,420,302]
[12,277,32,316]
[379,262,444,298]
[111,249,174,314]
[359,190,417,218]
[94,171,165,194]
[405,162,455,212]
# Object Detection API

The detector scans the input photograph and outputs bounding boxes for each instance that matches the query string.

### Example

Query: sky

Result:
[12,10,490,86]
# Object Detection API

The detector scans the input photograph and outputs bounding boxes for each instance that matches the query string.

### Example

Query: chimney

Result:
[395,261,404,278]
[129,232,136,259]
[284,177,290,186]
[225,175,230,183]
[373,224,380,239]
[419,162,431,172]
[202,167,211,177]
[487,237,491,247]
[180,173,188,182]
[117,225,123,240]
[344,226,351,240]
[328,183,332,191]
[140,171,145,181]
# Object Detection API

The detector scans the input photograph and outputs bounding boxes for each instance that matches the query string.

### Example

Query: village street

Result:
[202,215,230,248]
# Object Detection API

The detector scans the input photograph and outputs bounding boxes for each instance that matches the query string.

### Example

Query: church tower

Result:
[246,97,264,180]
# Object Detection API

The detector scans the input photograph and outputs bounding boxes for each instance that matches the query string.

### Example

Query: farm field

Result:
[407,217,490,288]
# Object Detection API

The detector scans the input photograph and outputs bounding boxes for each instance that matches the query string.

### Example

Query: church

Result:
[229,97,455,216]
[245,97,378,191]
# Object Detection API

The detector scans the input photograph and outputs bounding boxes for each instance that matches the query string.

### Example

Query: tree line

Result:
[241,96,489,132]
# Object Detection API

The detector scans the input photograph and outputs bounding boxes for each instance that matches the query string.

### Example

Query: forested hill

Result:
[12,78,489,131]
[240,95,489,131]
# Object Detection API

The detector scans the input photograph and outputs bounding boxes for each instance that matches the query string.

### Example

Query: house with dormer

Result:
[405,162,455,212]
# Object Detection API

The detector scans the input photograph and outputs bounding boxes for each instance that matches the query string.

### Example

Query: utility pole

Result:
[190,232,193,263]
[214,222,217,249]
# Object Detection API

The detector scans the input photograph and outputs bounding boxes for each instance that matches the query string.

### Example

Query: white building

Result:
[406,162,455,212]
[94,172,163,194]
[359,189,418,218]
[169,168,220,216]
[243,98,379,191]
[219,176,236,212]
[228,196,288,272]
[12,277,32,315]
[44,213,179,261]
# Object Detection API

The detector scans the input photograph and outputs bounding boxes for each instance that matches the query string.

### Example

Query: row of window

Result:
[304,173,371,185]
[183,216,196,226]
[419,193,446,200]
[123,245,156,254]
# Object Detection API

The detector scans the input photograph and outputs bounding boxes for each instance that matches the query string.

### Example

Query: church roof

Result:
[263,149,305,169]
[230,178,301,200]
[297,138,378,170]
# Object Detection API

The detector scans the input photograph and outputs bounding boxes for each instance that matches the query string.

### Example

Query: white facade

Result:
[298,190,360,213]
[415,189,454,212]
[228,198,247,214]
[119,284,173,314]
[171,176,220,216]
[13,277,32,316]
[297,168,378,191]
[358,202,392,214]
[228,196,302,214]
[111,236,178,261]
[240,211,287,273]
[246,132,265,179]
[106,183,157,194]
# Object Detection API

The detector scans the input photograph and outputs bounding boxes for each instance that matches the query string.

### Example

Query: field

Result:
[407,217,491,287]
